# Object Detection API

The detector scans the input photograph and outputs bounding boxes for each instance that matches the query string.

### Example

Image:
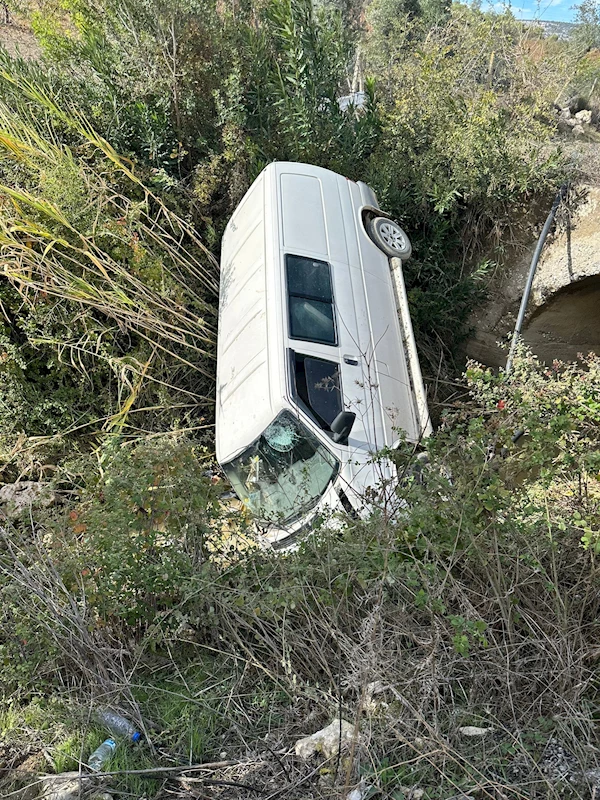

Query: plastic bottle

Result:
[96,709,142,742]
[88,738,116,772]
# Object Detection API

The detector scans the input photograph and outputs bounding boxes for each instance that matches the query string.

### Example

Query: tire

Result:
[367,216,412,260]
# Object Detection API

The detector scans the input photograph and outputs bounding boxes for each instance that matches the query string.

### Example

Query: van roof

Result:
[216,167,275,464]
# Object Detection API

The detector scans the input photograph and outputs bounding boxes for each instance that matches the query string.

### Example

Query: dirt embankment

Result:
[0,19,40,60]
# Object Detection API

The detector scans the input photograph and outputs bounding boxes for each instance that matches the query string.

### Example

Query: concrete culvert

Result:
[523,274,600,363]
[466,184,600,368]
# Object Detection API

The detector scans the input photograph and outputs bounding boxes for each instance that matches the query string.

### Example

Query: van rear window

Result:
[286,255,336,345]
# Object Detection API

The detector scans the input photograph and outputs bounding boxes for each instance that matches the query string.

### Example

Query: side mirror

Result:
[330,411,356,445]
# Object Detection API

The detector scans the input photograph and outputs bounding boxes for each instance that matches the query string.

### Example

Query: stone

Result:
[40,773,87,800]
[38,773,110,800]
[575,109,592,124]
[572,124,585,137]
[458,725,491,737]
[347,780,370,800]
[388,789,424,800]
[0,481,55,519]
[540,737,579,784]
[363,680,388,712]
[295,719,357,759]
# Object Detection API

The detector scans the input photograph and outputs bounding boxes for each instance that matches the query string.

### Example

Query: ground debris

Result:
[39,772,112,800]
[0,481,55,519]
[295,719,356,760]
[540,736,580,784]
[458,726,492,737]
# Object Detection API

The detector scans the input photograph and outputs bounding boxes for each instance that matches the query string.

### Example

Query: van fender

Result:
[360,204,392,222]
[357,180,380,210]
[359,204,394,244]
[360,206,391,254]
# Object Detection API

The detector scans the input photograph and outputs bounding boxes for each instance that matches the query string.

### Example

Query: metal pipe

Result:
[505,183,568,376]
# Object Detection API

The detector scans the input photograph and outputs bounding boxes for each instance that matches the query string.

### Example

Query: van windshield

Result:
[222,411,339,525]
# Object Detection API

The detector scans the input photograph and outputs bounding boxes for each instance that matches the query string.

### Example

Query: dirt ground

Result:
[0,19,40,60]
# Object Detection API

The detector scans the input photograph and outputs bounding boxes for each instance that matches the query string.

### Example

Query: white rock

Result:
[38,773,112,800]
[347,780,370,800]
[572,124,586,137]
[366,680,386,696]
[458,725,491,737]
[575,109,592,124]
[40,773,97,800]
[0,481,55,519]
[295,718,356,759]
[364,680,388,712]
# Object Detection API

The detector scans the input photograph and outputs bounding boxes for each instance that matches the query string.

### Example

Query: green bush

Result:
[362,5,571,364]
[0,432,225,695]
[53,435,222,626]
[0,84,220,470]
[26,0,229,170]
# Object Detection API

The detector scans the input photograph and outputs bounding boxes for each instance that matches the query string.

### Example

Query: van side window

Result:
[290,351,342,431]
[286,254,336,345]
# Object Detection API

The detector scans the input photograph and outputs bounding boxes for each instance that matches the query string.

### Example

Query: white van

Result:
[216,162,431,545]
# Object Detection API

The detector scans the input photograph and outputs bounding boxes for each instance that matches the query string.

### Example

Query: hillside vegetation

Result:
[0,0,600,798]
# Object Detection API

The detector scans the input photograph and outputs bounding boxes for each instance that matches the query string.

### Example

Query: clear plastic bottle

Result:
[88,738,116,772]
[96,709,142,742]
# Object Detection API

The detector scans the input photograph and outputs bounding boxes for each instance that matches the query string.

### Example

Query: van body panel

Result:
[217,173,274,463]
[361,273,419,445]
[322,175,349,265]
[357,180,379,210]
[281,173,328,256]
[217,161,431,541]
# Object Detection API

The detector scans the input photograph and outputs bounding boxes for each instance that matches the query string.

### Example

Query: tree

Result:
[573,0,600,51]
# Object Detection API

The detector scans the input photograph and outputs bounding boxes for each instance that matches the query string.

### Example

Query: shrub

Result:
[25,0,229,170]
[51,435,222,627]
[363,5,571,365]
[1,350,599,796]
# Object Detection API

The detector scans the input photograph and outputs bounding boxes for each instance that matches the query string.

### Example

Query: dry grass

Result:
[0,76,220,436]
[199,516,600,798]
[0,508,599,798]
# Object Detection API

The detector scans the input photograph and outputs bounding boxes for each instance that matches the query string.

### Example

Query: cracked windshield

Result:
[222,411,339,524]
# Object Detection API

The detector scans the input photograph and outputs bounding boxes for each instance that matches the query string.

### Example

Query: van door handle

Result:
[343,355,359,366]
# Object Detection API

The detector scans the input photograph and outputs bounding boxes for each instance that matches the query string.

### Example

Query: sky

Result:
[477,0,578,22]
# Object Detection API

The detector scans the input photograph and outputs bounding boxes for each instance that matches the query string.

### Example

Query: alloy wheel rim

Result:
[379,222,406,251]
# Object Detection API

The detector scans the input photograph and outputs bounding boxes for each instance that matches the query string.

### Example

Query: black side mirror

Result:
[330,411,356,445]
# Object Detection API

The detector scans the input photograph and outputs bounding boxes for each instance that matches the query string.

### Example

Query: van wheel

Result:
[367,217,412,260]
